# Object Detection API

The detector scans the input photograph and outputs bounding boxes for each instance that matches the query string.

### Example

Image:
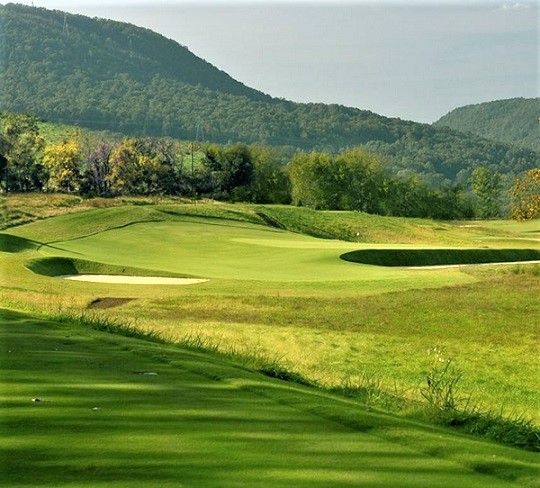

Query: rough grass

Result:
[2,308,539,487]
[5,193,535,247]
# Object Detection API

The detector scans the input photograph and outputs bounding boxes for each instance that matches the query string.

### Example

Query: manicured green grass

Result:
[2,309,539,487]
[1,197,539,431]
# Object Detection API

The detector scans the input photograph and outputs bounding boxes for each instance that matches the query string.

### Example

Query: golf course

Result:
[1,194,539,486]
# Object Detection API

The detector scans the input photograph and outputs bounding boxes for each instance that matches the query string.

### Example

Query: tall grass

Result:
[178,332,314,386]
[51,310,169,344]
[417,353,540,451]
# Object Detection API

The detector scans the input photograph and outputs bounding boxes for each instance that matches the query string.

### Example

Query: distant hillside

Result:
[1,4,538,185]
[434,98,540,152]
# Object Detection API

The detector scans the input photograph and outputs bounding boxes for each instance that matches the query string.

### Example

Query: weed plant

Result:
[420,351,464,412]
[330,373,411,412]
[417,350,540,451]
[509,264,540,276]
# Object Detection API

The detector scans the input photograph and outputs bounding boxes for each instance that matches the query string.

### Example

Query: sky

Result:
[6,1,539,122]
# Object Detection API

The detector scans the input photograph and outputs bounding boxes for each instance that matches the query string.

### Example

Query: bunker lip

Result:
[58,275,209,285]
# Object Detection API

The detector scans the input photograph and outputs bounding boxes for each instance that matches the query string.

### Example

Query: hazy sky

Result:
[7,1,539,122]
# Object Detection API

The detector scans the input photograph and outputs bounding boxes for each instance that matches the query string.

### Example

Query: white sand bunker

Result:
[59,275,209,285]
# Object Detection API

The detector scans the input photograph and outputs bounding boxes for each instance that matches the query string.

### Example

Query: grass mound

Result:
[25,256,195,279]
[0,233,39,253]
[340,248,540,267]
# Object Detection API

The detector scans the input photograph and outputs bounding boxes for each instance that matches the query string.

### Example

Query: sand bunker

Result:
[59,275,209,285]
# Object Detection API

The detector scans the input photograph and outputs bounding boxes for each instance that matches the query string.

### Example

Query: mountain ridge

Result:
[434,97,539,152]
[1,3,538,186]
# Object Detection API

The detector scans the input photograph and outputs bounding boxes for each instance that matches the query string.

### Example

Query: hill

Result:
[434,98,540,152]
[1,4,538,185]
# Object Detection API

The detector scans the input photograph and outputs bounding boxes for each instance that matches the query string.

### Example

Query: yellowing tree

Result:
[511,168,540,220]
[108,138,173,196]
[42,141,82,193]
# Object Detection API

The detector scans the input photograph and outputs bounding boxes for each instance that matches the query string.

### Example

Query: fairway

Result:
[2,309,538,487]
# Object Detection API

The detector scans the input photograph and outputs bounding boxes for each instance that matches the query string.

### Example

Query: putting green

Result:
[35,219,429,282]
[2,309,538,487]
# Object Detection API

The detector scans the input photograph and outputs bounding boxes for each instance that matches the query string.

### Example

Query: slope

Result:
[2,308,539,487]
[434,98,540,152]
[0,3,269,102]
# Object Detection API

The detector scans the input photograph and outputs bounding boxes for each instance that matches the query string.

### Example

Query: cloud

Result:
[499,2,532,10]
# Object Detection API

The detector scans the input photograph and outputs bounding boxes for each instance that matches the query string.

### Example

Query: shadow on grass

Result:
[0,234,41,253]
[341,248,540,267]
[1,308,539,487]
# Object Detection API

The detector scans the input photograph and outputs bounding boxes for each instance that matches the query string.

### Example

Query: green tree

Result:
[470,167,502,219]
[333,148,387,213]
[245,146,290,204]
[287,148,387,212]
[200,143,254,199]
[287,152,335,209]
[108,137,173,195]
[221,144,254,197]
[0,113,44,192]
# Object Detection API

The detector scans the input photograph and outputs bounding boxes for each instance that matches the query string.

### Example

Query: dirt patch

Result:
[88,297,135,309]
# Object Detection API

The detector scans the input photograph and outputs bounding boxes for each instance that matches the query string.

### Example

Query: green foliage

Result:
[244,146,291,204]
[287,149,389,212]
[1,4,538,188]
[0,112,45,191]
[287,148,474,218]
[434,97,540,152]
[287,151,334,209]
[470,167,503,219]
[107,137,177,196]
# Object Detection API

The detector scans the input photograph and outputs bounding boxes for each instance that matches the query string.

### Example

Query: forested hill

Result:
[1,4,538,186]
[0,3,271,102]
[434,98,540,152]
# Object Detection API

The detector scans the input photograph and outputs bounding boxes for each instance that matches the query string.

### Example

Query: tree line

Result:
[1,113,539,220]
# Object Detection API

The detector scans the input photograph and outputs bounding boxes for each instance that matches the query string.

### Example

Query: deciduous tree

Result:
[0,113,44,192]
[470,167,502,219]
[42,140,83,193]
[511,169,540,220]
